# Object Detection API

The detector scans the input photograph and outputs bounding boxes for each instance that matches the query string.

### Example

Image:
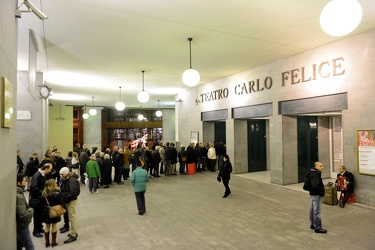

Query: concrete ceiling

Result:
[16,0,375,109]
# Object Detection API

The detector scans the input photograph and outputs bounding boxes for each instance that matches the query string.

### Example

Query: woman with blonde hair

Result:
[42,179,64,247]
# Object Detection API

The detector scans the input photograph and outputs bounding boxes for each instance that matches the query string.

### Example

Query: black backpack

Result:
[303,172,311,191]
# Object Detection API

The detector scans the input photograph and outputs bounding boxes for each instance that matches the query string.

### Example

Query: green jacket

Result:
[130,167,149,192]
[86,160,101,178]
[16,187,34,231]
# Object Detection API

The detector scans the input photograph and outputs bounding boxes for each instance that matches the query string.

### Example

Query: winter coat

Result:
[306,169,324,196]
[79,151,90,172]
[219,161,232,180]
[86,159,101,178]
[42,191,63,224]
[25,159,39,177]
[60,172,80,203]
[16,187,34,231]
[130,166,149,192]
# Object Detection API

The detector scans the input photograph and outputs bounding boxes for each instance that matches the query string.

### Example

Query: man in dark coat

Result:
[59,167,80,244]
[336,165,355,208]
[17,149,25,173]
[79,148,90,184]
[29,163,53,237]
[306,162,327,234]
[114,149,124,184]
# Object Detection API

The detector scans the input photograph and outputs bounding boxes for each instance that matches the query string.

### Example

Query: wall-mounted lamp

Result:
[320,0,362,36]
[16,0,48,20]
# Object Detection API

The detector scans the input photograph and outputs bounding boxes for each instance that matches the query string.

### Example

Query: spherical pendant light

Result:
[115,86,125,111]
[155,100,162,117]
[320,0,362,37]
[137,70,150,103]
[89,97,97,116]
[182,37,200,87]
[82,104,89,119]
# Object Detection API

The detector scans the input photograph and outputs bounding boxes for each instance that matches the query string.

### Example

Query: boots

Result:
[44,232,50,247]
[51,232,58,247]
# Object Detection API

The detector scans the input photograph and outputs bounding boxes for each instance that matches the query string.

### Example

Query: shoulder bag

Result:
[45,196,67,218]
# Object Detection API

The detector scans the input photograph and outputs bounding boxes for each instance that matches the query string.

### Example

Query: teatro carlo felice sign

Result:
[198,57,345,103]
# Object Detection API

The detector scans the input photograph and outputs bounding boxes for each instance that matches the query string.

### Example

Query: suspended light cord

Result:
[188,38,192,68]
[142,70,145,91]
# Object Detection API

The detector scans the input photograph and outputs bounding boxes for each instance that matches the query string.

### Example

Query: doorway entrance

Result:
[247,119,267,172]
[297,116,319,182]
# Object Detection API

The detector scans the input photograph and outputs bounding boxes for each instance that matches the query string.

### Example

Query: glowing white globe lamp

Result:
[320,0,362,37]
[182,37,200,87]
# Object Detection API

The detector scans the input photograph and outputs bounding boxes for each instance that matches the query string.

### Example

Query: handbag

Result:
[45,197,67,218]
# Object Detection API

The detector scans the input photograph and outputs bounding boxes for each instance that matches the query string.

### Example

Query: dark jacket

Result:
[170,147,178,164]
[219,161,232,179]
[307,169,324,196]
[186,146,195,164]
[16,187,34,231]
[25,159,39,177]
[29,170,47,201]
[42,191,63,224]
[79,151,90,172]
[60,172,80,203]
[114,152,124,167]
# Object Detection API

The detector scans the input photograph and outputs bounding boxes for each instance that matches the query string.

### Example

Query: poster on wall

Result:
[357,130,375,176]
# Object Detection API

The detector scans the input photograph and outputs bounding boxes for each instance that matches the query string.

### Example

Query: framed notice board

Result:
[357,130,375,176]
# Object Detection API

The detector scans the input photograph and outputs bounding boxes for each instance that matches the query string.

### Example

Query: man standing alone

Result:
[306,162,327,234]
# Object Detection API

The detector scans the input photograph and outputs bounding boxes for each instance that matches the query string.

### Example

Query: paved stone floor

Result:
[31,171,375,250]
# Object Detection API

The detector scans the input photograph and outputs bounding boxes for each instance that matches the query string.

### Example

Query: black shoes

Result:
[68,233,78,238]
[339,202,345,208]
[33,232,43,238]
[103,185,109,188]
[60,227,69,233]
[310,225,315,230]
[64,235,77,244]
[314,228,327,234]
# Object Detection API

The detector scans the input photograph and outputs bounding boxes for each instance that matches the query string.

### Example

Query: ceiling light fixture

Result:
[115,86,125,111]
[182,37,200,87]
[89,97,97,116]
[82,104,89,119]
[156,100,162,117]
[137,70,150,103]
[320,0,362,37]
[138,106,144,121]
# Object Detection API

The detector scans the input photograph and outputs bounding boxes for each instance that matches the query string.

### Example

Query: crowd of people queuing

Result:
[15,140,228,249]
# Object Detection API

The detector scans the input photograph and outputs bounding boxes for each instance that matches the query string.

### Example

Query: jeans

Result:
[89,177,98,192]
[135,191,146,214]
[310,195,323,229]
[17,227,35,250]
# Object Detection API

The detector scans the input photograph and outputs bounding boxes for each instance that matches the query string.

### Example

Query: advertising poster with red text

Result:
[358,130,375,175]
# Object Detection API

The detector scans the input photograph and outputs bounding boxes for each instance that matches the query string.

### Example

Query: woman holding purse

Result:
[218,154,233,198]
[42,179,64,247]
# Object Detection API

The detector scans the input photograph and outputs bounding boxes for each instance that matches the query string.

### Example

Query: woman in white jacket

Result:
[207,143,217,172]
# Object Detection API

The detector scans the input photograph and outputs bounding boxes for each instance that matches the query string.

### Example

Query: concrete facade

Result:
[177,29,375,207]
[0,1,19,249]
